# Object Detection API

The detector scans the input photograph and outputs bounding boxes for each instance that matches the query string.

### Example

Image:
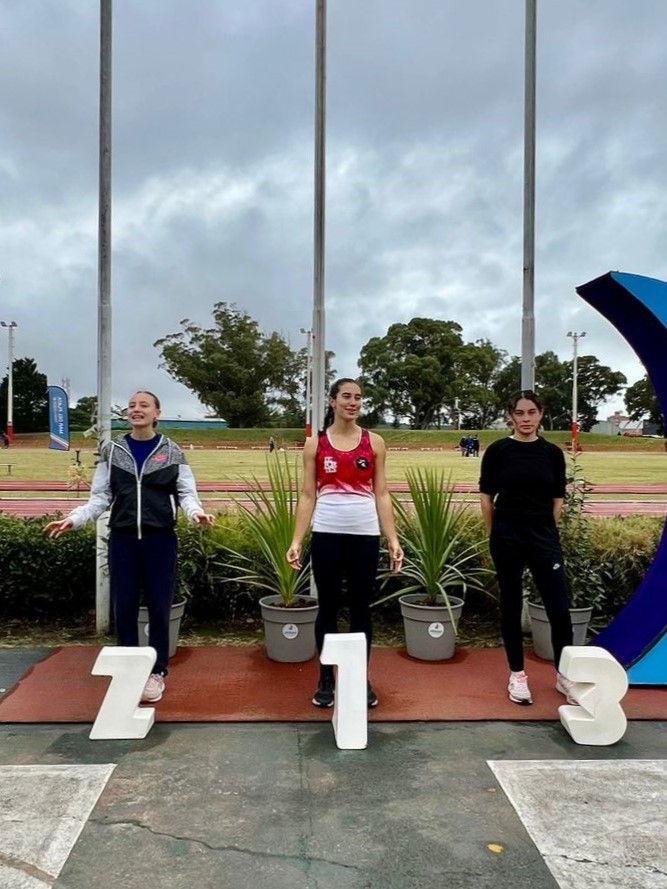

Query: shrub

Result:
[0,514,96,619]
[588,516,663,620]
[0,508,661,630]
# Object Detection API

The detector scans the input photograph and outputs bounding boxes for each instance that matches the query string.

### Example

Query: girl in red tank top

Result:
[287,378,403,709]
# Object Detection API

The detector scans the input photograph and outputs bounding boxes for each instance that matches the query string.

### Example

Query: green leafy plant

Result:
[375,467,493,628]
[526,454,612,613]
[559,454,614,611]
[218,452,312,606]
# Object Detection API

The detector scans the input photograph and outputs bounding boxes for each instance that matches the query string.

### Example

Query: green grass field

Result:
[2,441,666,488]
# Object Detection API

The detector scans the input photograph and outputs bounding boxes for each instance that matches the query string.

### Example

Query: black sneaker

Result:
[367,681,378,709]
[312,674,335,708]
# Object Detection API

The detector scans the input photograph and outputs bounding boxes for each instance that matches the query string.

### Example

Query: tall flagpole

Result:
[98,0,112,450]
[311,0,327,436]
[521,0,536,391]
[96,0,113,634]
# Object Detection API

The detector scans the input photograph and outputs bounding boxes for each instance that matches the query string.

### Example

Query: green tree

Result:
[154,303,300,428]
[574,356,626,431]
[625,375,664,434]
[359,319,464,428]
[453,340,508,428]
[490,352,569,429]
[69,395,97,431]
[492,351,626,431]
[0,357,48,433]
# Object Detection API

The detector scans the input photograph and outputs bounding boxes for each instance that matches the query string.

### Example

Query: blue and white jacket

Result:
[68,435,205,537]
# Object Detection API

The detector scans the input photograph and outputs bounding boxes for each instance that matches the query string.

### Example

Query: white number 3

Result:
[558,645,629,746]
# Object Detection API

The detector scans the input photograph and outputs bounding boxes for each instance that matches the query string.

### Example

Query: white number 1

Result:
[320,633,368,750]
[558,645,629,746]
[89,647,157,740]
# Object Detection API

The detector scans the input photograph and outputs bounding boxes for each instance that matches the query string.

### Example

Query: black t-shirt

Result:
[478,436,566,518]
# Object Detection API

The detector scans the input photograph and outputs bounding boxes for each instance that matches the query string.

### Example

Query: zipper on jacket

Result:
[114,436,163,539]
[135,436,164,539]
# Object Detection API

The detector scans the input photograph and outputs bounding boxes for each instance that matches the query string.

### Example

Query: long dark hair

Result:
[320,378,360,433]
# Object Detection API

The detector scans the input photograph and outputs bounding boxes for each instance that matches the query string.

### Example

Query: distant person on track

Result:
[479,390,573,706]
[286,377,403,710]
[2,432,9,448]
[44,391,214,703]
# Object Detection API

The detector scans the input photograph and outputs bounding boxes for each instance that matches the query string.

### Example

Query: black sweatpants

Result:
[489,515,573,672]
[109,530,178,676]
[310,532,380,672]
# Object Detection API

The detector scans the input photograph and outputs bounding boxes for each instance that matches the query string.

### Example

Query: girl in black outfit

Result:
[479,391,574,705]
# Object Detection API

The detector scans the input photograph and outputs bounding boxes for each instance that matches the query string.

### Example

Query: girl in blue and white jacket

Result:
[45,391,214,702]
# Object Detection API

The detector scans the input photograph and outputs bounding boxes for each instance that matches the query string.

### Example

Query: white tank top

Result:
[312,492,380,535]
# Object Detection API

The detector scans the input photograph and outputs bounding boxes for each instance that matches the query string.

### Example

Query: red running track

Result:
[1,497,665,518]
[2,480,667,494]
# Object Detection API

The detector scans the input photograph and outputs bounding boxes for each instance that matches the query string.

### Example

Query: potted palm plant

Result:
[376,467,493,660]
[221,452,317,662]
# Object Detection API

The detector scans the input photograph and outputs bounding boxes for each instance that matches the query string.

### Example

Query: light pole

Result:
[0,321,17,441]
[310,0,327,439]
[521,0,537,390]
[300,327,313,437]
[567,330,586,454]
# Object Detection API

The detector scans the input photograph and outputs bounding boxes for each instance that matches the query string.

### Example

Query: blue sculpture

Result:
[576,271,667,685]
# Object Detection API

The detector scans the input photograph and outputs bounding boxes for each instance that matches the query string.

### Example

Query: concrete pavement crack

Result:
[93,817,363,874]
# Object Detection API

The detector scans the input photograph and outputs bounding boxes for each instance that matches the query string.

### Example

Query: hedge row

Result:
[0,513,662,625]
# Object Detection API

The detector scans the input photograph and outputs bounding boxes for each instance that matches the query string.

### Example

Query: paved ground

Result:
[0,650,665,889]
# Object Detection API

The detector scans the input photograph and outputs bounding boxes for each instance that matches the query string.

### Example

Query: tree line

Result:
[153,303,657,432]
[1,302,663,433]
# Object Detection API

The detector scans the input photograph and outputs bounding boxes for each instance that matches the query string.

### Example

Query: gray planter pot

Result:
[528,600,593,661]
[138,596,187,659]
[259,594,318,663]
[398,593,464,661]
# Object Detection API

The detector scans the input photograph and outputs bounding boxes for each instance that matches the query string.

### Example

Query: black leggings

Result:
[489,516,573,672]
[310,532,380,668]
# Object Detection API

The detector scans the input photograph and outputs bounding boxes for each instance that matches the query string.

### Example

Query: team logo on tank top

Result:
[324,456,337,473]
[355,457,369,470]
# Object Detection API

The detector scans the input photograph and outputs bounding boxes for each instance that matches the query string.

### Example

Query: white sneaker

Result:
[556,672,576,704]
[141,673,165,703]
[508,671,533,705]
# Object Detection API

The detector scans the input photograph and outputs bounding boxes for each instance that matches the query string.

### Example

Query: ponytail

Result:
[321,405,335,433]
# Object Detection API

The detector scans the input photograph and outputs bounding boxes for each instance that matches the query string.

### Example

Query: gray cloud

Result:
[1,0,665,419]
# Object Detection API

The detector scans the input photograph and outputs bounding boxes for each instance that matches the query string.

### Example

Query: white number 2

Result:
[558,645,629,746]
[320,633,368,750]
[89,647,157,740]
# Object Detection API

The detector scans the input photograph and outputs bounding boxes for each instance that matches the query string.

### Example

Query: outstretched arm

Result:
[45,459,113,538]
[177,463,215,525]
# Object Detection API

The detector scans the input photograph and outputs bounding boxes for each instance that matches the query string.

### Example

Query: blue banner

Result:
[47,386,70,451]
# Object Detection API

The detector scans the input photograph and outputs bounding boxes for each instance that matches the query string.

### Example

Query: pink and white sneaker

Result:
[556,672,576,704]
[141,673,165,703]
[508,671,533,705]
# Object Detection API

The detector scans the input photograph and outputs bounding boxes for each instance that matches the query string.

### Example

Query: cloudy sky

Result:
[2,0,666,420]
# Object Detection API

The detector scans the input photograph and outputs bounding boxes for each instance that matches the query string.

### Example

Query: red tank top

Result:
[315,428,375,497]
